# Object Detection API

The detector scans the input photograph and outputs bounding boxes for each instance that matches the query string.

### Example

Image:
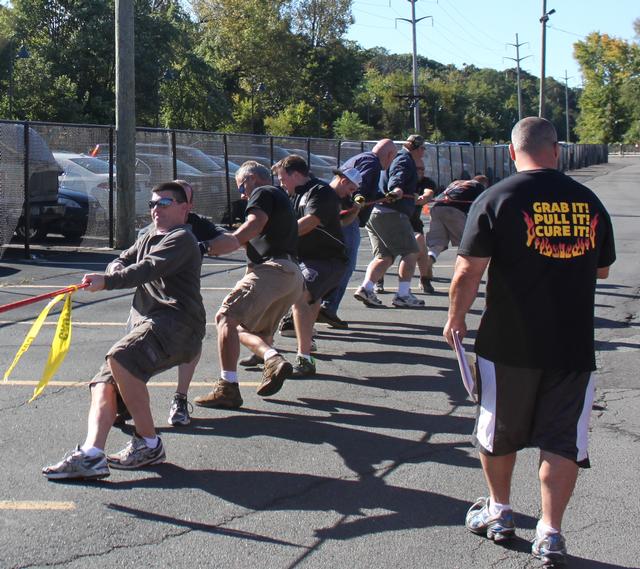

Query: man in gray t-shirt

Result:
[43,182,206,481]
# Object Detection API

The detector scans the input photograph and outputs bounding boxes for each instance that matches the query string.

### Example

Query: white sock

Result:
[263,349,278,361]
[297,353,312,362]
[221,370,238,383]
[536,520,559,538]
[362,280,374,292]
[398,281,411,297]
[80,444,104,457]
[143,436,159,449]
[488,499,511,516]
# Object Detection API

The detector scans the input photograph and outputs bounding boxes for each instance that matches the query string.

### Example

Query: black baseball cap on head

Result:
[406,134,425,149]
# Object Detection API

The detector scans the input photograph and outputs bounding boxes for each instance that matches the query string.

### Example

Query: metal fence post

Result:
[22,121,30,259]
[223,133,232,227]
[472,145,477,176]
[108,126,115,247]
[170,129,177,180]
[435,144,441,190]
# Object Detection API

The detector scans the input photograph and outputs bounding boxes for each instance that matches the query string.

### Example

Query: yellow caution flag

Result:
[3,288,76,402]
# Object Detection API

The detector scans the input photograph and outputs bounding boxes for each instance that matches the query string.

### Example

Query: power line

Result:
[547,24,584,38]
[443,0,505,46]
[437,1,505,55]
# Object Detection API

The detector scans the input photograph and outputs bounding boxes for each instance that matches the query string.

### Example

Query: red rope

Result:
[0,283,89,314]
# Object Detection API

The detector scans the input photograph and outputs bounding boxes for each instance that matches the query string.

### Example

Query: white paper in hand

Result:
[453,331,477,402]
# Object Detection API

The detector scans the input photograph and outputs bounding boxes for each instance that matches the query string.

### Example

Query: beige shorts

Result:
[426,205,467,257]
[366,210,419,259]
[218,258,304,337]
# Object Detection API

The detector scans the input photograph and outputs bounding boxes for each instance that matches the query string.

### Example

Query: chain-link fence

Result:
[0,119,608,257]
[608,144,640,155]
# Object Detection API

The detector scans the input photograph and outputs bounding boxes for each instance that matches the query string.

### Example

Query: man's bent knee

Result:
[89,380,117,404]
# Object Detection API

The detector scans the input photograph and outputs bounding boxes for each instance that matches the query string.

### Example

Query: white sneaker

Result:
[354,286,383,307]
[392,292,425,308]
[43,446,110,480]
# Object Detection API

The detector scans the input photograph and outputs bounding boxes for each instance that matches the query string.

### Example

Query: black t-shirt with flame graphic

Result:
[459,168,616,371]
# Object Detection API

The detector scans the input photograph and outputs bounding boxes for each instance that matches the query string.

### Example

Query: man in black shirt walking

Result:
[444,118,616,567]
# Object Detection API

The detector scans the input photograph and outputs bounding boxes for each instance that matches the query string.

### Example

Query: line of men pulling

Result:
[42,135,478,480]
[42,118,616,569]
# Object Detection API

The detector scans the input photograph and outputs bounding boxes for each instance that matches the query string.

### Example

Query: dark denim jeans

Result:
[322,219,361,315]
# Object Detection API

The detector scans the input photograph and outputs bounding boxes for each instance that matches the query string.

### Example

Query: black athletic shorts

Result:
[473,356,595,468]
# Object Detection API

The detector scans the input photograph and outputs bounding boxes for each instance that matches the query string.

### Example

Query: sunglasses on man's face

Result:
[148,197,181,209]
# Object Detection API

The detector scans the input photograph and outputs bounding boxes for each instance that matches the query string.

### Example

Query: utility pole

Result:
[563,70,572,142]
[396,1,432,133]
[115,0,136,247]
[505,33,531,121]
[538,1,556,118]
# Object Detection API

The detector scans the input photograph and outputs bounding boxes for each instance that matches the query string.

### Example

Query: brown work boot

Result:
[194,379,243,409]
[257,354,292,397]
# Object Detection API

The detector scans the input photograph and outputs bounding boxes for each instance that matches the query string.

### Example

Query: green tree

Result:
[574,32,639,143]
[290,0,353,48]
[333,110,372,140]
[194,0,301,127]
[264,101,318,136]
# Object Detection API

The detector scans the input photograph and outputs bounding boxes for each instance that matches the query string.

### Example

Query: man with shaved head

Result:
[444,117,616,567]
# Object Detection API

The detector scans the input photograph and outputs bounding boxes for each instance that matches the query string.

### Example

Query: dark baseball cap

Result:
[406,134,425,149]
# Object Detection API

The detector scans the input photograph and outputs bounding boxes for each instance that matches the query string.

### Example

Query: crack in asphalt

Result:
[14,526,193,569]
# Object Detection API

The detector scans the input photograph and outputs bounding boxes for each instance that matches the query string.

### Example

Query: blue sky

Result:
[346,0,639,88]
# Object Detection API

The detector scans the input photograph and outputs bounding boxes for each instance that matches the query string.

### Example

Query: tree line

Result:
[0,1,637,144]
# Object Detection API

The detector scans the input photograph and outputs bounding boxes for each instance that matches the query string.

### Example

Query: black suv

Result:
[0,122,64,241]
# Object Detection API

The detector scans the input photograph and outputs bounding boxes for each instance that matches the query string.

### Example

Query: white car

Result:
[53,152,112,211]
[56,151,153,216]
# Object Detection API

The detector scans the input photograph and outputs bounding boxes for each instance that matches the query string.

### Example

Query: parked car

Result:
[135,143,225,175]
[1,122,64,243]
[314,154,338,167]
[15,185,106,241]
[134,153,227,218]
[284,147,336,180]
[206,155,241,174]
[53,152,111,211]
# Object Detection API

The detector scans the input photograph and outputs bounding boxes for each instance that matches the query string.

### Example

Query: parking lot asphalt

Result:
[0,156,638,569]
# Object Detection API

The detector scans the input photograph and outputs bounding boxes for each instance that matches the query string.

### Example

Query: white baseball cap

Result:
[334,167,362,187]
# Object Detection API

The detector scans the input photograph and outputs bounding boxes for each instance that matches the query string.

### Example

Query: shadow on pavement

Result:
[102,464,520,540]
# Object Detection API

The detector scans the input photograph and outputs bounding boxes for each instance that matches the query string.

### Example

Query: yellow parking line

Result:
[2,381,261,387]
[0,501,76,510]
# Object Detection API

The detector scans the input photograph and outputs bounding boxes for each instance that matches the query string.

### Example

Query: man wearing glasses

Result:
[43,181,207,480]
[194,161,304,409]
[133,179,239,427]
